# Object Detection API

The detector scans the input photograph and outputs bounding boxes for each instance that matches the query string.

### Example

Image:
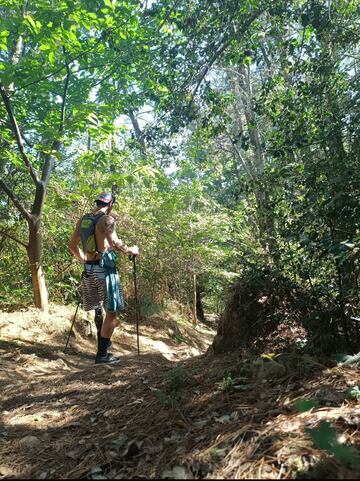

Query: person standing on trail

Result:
[69,192,139,364]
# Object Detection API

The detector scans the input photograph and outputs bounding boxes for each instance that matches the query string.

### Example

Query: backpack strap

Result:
[93,212,105,254]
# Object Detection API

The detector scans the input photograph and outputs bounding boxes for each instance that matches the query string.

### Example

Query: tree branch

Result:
[224,125,256,181]
[35,60,71,216]
[0,177,31,221]
[0,83,40,186]
[127,109,147,157]
[0,229,28,249]
[59,50,71,134]
[13,25,121,94]
[188,10,263,107]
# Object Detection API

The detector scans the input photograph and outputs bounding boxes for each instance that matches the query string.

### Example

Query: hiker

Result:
[69,192,139,364]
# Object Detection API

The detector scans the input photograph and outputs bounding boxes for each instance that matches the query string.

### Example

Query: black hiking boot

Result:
[95,352,120,365]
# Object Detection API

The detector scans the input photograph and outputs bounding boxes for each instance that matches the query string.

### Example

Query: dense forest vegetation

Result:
[1,0,360,354]
[1,2,360,479]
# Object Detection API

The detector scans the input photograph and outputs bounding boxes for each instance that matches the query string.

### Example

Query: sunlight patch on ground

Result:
[5,410,64,427]
[138,336,204,360]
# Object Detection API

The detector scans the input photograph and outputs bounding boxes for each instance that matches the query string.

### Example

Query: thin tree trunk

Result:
[27,215,48,311]
[196,280,205,322]
[0,51,70,312]
[192,272,197,325]
[233,65,278,256]
[128,109,147,158]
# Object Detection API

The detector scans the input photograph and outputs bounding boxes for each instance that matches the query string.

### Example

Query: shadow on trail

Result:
[0,338,94,363]
[0,350,181,479]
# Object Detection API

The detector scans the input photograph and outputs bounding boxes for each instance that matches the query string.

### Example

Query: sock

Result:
[97,336,111,358]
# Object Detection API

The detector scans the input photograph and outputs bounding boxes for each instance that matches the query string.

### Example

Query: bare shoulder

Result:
[97,214,115,234]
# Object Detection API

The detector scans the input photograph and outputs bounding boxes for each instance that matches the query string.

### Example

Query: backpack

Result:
[79,212,105,254]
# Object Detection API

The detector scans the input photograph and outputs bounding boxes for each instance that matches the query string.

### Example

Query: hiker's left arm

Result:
[104,217,139,255]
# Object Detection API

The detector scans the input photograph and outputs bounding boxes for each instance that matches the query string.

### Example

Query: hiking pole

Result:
[130,255,140,356]
[64,296,81,351]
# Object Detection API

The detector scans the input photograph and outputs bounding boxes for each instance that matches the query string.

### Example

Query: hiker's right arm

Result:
[69,220,87,262]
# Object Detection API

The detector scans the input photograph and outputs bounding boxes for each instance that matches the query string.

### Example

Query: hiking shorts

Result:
[81,265,107,312]
[81,262,124,313]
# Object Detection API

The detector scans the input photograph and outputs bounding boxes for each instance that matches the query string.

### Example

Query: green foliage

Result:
[155,366,183,408]
[169,366,183,403]
[0,0,359,361]
[306,421,360,466]
[217,372,235,392]
[333,353,360,366]
[294,400,360,466]
[345,386,360,400]
[293,399,319,413]
[154,388,167,408]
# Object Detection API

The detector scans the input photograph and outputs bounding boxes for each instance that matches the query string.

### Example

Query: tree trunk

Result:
[27,215,48,311]
[128,109,147,158]
[233,65,278,257]
[191,273,197,324]
[1,23,69,314]
[196,289,205,322]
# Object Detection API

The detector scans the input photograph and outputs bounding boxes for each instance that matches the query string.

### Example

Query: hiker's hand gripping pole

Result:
[129,254,140,356]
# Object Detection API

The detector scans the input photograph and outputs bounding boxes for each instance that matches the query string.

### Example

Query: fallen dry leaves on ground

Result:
[0,305,359,479]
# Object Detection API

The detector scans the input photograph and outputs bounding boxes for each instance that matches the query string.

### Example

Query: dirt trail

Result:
[0,305,217,479]
[1,306,360,479]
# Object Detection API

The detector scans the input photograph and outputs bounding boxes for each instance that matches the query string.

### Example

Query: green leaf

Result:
[306,421,360,466]
[104,0,116,10]
[24,15,41,34]
[293,398,319,413]
[87,113,98,125]
[306,421,337,450]
[133,165,159,178]
[345,385,360,399]
[155,389,168,407]
[24,14,36,29]
[331,444,360,465]
[48,51,56,65]
[333,353,360,365]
